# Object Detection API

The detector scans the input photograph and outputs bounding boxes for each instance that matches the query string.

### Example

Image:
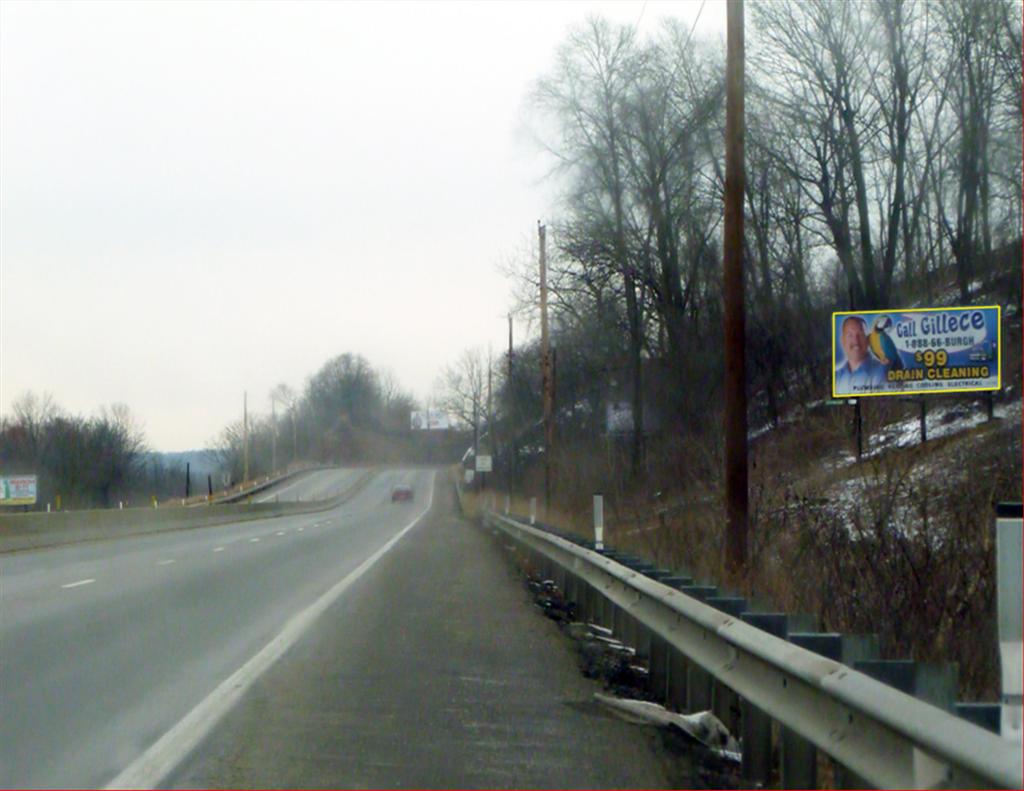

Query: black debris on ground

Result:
[495,535,741,789]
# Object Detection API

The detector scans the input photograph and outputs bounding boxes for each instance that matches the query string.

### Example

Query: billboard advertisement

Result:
[832,306,1001,397]
[410,410,451,430]
[0,475,38,506]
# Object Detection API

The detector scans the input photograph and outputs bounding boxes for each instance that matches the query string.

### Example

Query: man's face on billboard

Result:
[841,318,868,368]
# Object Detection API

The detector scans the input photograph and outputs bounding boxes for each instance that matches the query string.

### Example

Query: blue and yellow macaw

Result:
[869,315,903,369]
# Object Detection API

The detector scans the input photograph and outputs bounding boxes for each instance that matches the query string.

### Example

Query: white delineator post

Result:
[529,497,537,525]
[997,505,1023,754]
[504,494,510,515]
[593,494,604,550]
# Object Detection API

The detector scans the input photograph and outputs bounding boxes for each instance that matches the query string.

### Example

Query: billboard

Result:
[0,475,38,506]
[832,306,1001,397]
[606,401,633,433]
[410,410,451,430]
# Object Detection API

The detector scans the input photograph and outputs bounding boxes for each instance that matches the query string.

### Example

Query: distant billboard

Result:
[410,410,451,430]
[0,475,38,506]
[606,401,633,433]
[832,306,1001,397]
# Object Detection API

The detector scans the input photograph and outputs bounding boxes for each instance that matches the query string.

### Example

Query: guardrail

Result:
[0,469,377,554]
[482,507,1023,789]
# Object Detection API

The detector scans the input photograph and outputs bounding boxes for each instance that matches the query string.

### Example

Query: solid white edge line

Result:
[104,471,436,790]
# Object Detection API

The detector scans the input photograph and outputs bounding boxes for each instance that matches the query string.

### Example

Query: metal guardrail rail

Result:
[484,508,1023,789]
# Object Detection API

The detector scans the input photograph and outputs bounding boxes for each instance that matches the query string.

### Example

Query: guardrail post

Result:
[660,577,694,713]
[707,597,748,734]
[613,601,628,648]
[676,585,717,712]
[649,633,670,703]
[667,643,689,713]
[853,660,958,712]
[529,497,536,525]
[785,633,879,789]
[996,503,1023,747]
[851,659,957,788]
[593,494,604,550]
[739,613,793,785]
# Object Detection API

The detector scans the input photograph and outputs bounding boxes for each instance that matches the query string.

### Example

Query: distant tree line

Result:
[0,392,151,509]
[214,352,465,480]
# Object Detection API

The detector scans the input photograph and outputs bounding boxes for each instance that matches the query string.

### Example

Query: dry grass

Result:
[495,391,1019,699]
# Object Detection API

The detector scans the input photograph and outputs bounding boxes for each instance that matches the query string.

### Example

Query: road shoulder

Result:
[165,477,675,789]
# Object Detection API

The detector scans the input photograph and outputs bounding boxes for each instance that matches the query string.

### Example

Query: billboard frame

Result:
[831,305,1001,399]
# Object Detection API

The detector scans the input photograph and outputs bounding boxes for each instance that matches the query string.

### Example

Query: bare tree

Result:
[436,348,487,438]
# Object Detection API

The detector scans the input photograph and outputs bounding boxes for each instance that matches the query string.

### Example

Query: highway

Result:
[2,467,675,789]
[0,467,428,788]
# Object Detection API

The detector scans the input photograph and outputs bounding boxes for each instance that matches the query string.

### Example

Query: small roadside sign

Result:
[0,475,38,506]
[475,455,492,473]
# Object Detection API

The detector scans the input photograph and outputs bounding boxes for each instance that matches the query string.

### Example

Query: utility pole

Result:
[723,0,749,581]
[271,399,277,474]
[243,391,249,483]
[508,313,514,382]
[508,312,514,490]
[291,405,298,465]
[539,222,554,513]
[487,345,493,491]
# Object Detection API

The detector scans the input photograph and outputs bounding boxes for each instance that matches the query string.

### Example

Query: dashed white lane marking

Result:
[276,531,285,536]
[249,538,260,543]
[156,559,175,566]
[297,527,304,532]
[106,471,437,790]
[213,547,225,553]
[62,578,96,589]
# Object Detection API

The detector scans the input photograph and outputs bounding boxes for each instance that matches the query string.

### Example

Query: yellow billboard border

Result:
[831,305,1002,398]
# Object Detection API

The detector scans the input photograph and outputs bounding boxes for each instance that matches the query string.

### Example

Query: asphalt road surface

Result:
[0,467,420,788]
[2,468,674,788]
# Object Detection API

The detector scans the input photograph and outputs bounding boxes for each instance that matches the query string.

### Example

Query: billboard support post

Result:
[855,400,863,461]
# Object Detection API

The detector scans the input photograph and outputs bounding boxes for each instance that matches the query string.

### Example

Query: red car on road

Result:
[391,484,413,503]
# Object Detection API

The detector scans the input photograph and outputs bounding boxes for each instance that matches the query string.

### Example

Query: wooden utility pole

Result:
[507,312,515,491]
[508,312,514,383]
[243,391,249,483]
[723,0,749,580]
[539,222,554,512]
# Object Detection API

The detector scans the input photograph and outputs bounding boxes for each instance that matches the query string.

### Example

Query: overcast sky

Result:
[1,0,725,451]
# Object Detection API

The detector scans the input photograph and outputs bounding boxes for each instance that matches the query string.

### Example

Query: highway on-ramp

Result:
[0,467,427,788]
